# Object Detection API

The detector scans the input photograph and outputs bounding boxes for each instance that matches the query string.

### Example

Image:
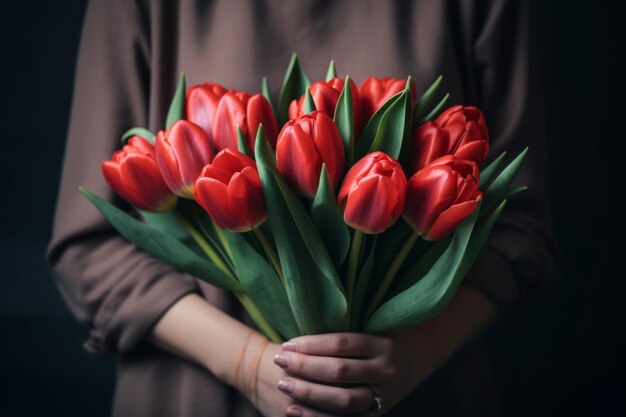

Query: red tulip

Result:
[358,77,417,124]
[275,111,345,198]
[289,77,361,131]
[409,105,489,174]
[404,155,482,241]
[194,149,267,232]
[101,136,177,211]
[338,151,407,234]
[155,120,214,198]
[186,82,228,142]
[212,91,278,152]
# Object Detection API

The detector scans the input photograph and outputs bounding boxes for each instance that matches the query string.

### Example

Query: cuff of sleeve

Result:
[462,246,519,312]
[84,267,199,355]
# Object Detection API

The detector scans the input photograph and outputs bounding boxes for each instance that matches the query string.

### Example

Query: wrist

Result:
[232,333,271,406]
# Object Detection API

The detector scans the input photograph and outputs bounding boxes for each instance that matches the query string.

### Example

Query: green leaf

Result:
[142,200,232,270]
[166,74,186,129]
[405,76,413,91]
[121,127,155,145]
[277,54,311,125]
[226,232,300,340]
[479,151,507,187]
[80,188,238,291]
[349,238,377,331]
[334,76,355,165]
[413,75,442,125]
[389,238,450,297]
[420,93,450,124]
[262,76,273,111]
[507,185,528,198]
[481,147,528,214]
[185,202,234,269]
[326,60,338,81]
[138,210,189,240]
[356,91,403,159]
[255,130,346,334]
[400,77,414,161]
[365,199,504,332]
[368,90,410,159]
[237,125,253,158]
[372,220,413,278]
[303,89,316,114]
[311,165,350,269]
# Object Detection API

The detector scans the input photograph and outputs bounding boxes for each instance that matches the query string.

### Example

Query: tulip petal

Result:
[405,166,457,233]
[343,175,399,234]
[101,161,127,199]
[187,85,223,139]
[227,170,266,231]
[426,200,479,241]
[155,135,184,195]
[276,122,321,197]
[212,92,247,151]
[455,140,489,165]
[175,123,213,187]
[313,112,345,187]
[247,94,278,149]
[103,150,175,212]
[411,126,447,173]
[195,177,234,230]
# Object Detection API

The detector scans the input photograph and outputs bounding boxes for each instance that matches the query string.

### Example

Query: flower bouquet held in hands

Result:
[82,55,527,343]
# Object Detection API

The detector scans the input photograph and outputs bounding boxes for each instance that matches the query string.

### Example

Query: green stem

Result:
[344,230,364,328]
[213,223,234,260]
[254,228,285,288]
[365,232,419,320]
[236,292,282,343]
[174,211,236,281]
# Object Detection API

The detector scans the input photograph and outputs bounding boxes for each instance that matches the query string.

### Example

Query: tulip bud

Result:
[212,91,278,152]
[155,120,214,198]
[404,155,482,241]
[358,77,417,124]
[101,136,177,211]
[289,77,361,131]
[338,151,407,234]
[409,105,489,174]
[186,82,228,142]
[276,111,345,198]
[194,149,267,232]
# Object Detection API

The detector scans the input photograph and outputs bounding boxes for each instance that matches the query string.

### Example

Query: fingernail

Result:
[286,406,302,417]
[273,354,288,368]
[282,342,297,351]
[277,379,294,393]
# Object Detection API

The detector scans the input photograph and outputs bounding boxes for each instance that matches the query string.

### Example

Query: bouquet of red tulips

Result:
[82,55,526,343]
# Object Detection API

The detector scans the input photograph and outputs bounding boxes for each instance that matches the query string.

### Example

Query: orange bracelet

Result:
[232,329,255,391]
[250,337,270,408]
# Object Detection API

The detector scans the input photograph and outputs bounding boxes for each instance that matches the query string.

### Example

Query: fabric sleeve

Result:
[46,0,200,354]
[461,0,560,310]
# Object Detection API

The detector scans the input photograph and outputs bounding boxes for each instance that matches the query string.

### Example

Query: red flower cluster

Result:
[102,77,489,240]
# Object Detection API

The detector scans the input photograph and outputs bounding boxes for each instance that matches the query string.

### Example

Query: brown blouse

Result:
[47,0,558,415]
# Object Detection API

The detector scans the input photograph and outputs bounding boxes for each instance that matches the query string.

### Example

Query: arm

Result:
[148,293,298,416]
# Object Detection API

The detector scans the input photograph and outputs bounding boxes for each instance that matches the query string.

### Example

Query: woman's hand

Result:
[271,287,498,416]
[271,329,440,416]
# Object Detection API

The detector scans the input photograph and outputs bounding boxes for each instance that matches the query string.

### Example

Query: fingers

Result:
[274,351,381,384]
[278,377,375,415]
[284,404,336,417]
[284,333,389,358]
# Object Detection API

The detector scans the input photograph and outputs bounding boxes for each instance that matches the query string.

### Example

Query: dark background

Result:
[0,1,624,416]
